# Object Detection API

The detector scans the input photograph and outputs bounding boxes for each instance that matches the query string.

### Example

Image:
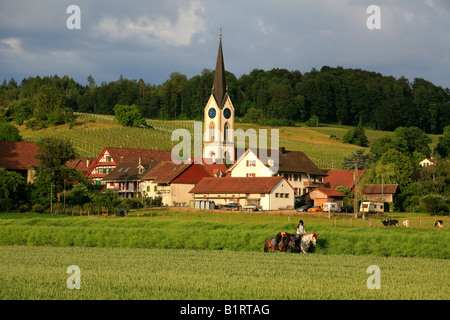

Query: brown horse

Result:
[264,232,295,253]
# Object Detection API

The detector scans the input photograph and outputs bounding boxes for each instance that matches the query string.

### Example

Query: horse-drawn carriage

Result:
[264,232,318,254]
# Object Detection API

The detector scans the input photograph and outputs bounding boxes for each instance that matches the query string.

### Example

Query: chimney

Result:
[86,159,90,168]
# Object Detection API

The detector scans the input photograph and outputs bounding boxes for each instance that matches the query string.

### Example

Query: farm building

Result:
[190,176,296,210]
[323,169,365,194]
[103,161,159,199]
[419,158,434,167]
[86,147,172,185]
[306,187,345,207]
[362,184,399,203]
[227,147,327,197]
[66,157,96,176]
[0,141,39,183]
[141,161,212,206]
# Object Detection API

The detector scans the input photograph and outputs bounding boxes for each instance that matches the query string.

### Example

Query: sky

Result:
[0,0,449,89]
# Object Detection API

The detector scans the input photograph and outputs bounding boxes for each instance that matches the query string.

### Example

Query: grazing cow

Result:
[382,219,399,227]
[435,220,444,228]
[402,220,410,228]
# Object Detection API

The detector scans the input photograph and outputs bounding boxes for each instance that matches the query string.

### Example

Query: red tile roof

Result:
[171,164,212,184]
[0,141,39,170]
[106,147,172,163]
[362,184,399,194]
[143,161,192,184]
[86,147,172,177]
[190,176,290,194]
[66,157,96,175]
[323,170,365,190]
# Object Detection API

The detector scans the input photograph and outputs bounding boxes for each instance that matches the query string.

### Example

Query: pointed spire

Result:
[213,32,227,108]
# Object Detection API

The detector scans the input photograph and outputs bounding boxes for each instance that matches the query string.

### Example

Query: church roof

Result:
[212,38,227,109]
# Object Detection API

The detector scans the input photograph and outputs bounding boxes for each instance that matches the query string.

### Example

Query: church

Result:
[191,34,324,210]
[202,33,235,165]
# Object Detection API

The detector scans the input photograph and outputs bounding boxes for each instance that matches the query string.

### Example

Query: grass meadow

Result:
[0,213,448,300]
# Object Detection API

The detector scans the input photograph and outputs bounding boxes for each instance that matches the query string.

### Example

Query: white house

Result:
[190,176,296,210]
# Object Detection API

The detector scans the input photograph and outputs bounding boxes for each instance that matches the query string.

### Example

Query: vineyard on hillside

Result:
[20,113,373,170]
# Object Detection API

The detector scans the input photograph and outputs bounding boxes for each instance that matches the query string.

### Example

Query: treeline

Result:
[1,66,449,133]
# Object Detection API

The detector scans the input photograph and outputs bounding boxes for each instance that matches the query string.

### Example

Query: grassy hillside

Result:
[18,113,441,170]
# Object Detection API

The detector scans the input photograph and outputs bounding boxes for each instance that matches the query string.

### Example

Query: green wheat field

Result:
[0,213,448,300]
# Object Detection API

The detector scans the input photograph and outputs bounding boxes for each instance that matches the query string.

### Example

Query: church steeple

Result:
[212,34,227,109]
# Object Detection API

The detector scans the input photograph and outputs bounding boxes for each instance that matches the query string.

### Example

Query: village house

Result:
[66,157,96,176]
[85,147,172,185]
[0,141,39,183]
[305,187,345,207]
[362,184,399,203]
[323,169,365,194]
[190,176,296,211]
[141,161,211,206]
[419,158,434,167]
[227,147,328,198]
[103,160,159,199]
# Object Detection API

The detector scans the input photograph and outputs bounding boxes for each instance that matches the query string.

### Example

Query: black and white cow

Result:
[435,220,444,228]
[382,219,399,227]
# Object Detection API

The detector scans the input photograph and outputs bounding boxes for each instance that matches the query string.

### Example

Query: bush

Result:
[32,204,45,213]
[420,194,449,215]
[19,204,29,213]
[305,115,319,127]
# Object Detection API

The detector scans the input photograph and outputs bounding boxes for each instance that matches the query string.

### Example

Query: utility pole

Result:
[50,181,53,214]
[354,161,358,219]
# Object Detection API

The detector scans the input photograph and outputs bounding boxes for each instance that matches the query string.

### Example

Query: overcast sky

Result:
[1,0,449,89]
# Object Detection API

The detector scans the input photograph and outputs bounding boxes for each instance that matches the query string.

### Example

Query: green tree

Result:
[243,107,264,124]
[435,125,450,158]
[342,123,369,147]
[113,104,145,127]
[0,168,26,210]
[34,137,77,197]
[379,149,415,189]
[420,194,449,215]
[65,183,92,207]
[0,123,22,141]
[34,86,63,122]
[93,189,122,214]
[342,149,372,170]
[305,115,319,127]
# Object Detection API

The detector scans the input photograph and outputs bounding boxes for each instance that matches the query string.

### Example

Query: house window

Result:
[275,193,279,198]
[246,173,255,177]
[102,168,106,173]
[107,156,111,162]
[246,160,256,167]
[147,186,150,192]
[285,193,289,198]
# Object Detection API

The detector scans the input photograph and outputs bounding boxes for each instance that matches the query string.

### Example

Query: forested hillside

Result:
[1,66,449,133]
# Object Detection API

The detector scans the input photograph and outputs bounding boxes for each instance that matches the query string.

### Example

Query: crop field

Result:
[0,246,448,300]
[0,213,448,300]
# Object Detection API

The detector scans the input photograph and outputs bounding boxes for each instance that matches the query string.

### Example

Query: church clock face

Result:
[208,108,216,119]
[223,108,231,119]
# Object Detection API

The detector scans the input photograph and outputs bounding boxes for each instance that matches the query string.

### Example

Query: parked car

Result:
[222,203,241,211]
[307,206,323,212]
[297,205,311,212]
[337,206,354,213]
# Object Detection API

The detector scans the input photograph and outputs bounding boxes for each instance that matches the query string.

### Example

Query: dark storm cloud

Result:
[0,0,449,88]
